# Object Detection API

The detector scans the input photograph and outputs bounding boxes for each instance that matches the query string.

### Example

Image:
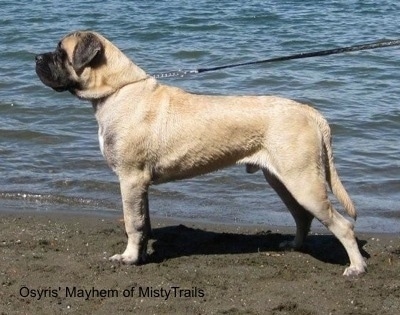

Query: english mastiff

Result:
[35,31,366,276]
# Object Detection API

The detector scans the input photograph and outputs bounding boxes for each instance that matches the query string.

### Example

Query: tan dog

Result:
[35,31,366,276]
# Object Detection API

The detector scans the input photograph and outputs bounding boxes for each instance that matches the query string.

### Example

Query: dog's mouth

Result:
[35,54,77,93]
[35,67,67,92]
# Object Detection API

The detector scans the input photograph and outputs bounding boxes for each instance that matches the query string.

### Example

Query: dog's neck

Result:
[75,60,150,98]
[90,75,153,112]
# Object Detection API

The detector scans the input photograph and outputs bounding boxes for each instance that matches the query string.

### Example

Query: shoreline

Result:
[1,202,398,236]
[1,210,399,314]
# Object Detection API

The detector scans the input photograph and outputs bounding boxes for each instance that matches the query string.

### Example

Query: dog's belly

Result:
[150,140,264,184]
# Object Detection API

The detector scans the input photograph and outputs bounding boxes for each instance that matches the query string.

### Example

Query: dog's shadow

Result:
[148,224,370,266]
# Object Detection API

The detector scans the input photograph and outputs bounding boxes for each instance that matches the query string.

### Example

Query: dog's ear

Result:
[72,33,104,74]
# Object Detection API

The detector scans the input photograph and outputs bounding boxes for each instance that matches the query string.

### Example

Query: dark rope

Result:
[152,39,400,79]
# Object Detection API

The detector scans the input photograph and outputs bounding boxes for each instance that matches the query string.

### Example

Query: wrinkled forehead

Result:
[59,34,80,57]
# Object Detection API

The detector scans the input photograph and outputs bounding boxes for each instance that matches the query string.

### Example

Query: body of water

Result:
[1,0,399,232]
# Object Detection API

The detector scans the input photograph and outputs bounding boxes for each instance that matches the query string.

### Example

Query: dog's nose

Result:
[35,55,43,63]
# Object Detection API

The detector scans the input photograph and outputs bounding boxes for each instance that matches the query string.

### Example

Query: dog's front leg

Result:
[109,171,151,264]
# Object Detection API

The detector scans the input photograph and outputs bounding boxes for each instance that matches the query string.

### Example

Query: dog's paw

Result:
[343,262,367,277]
[109,250,147,265]
[109,253,139,265]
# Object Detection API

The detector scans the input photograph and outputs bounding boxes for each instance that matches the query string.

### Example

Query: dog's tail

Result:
[311,109,357,220]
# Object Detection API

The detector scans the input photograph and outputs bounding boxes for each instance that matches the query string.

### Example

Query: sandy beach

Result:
[0,211,399,314]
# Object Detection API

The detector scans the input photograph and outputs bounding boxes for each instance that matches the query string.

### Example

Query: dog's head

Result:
[35,31,148,100]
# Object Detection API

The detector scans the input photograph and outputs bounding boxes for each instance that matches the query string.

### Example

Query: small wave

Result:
[0,191,116,210]
[0,129,61,144]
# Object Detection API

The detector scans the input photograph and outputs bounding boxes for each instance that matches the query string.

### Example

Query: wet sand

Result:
[1,211,399,314]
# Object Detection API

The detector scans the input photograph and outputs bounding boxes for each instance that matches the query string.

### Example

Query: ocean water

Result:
[0,0,399,232]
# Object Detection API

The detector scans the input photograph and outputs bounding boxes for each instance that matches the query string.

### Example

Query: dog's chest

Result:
[98,125,117,170]
[98,127,105,156]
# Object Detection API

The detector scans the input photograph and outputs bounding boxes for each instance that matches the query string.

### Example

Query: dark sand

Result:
[1,211,399,314]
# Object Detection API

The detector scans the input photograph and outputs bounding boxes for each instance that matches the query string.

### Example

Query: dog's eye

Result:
[55,47,67,63]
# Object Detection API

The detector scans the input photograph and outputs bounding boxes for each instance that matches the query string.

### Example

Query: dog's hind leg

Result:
[321,205,367,276]
[278,171,366,276]
[262,169,313,249]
